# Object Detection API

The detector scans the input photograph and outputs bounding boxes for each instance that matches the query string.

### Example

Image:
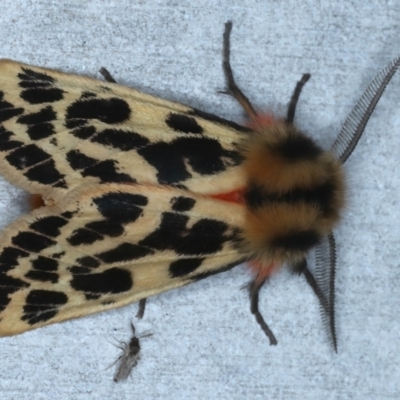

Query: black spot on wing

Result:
[70,267,133,296]
[17,106,56,125]
[96,243,154,264]
[139,212,230,255]
[66,150,135,183]
[18,68,63,105]
[66,150,97,169]
[25,270,58,283]
[67,228,103,246]
[93,192,148,222]
[138,136,242,184]
[12,232,56,252]
[166,113,203,134]
[171,196,196,212]
[82,160,135,183]
[0,247,29,272]
[0,127,24,151]
[30,216,68,237]
[22,289,68,325]
[0,273,30,312]
[31,256,59,271]
[169,258,204,278]
[76,256,100,268]
[6,144,50,170]
[26,123,55,140]
[71,126,96,139]
[18,68,56,84]
[21,88,64,104]
[0,91,25,122]
[66,98,131,124]
[81,91,97,98]
[85,220,124,237]
[24,159,66,186]
[91,129,150,151]
[137,142,191,184]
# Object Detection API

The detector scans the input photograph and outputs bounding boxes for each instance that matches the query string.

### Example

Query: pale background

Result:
[0,1,399,399]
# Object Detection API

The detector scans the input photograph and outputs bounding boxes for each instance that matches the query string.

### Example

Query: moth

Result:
[0,21,397,351]
[110,322,152,383]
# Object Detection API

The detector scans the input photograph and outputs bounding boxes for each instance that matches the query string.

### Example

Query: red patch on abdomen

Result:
[248,260,278,281]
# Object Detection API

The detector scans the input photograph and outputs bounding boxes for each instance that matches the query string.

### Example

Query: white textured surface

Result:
[0,1,399,399]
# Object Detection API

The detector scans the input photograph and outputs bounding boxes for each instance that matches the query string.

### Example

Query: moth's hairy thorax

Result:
[240,120,345,268]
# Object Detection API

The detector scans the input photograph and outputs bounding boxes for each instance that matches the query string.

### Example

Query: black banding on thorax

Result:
[139,212,230,255]
[22,289,68,325]
[245,179,338,217]
[272,230,321,252]
[273,133,322,162]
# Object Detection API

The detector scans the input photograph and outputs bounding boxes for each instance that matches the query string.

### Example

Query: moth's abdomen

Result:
[242,120,345,268]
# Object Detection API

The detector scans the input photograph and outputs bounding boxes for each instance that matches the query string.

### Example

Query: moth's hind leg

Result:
[222,21,258,119]
[249,278,278,345]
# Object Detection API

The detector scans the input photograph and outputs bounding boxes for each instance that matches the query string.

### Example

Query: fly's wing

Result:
[0,60,248,202]
[308,55,400,350]
[0,184,246,336]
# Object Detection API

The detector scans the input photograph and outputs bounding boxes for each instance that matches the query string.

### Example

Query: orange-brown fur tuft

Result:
[240,117,345,272]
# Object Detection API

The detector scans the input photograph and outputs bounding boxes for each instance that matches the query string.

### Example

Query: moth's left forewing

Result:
[0,60,247,201]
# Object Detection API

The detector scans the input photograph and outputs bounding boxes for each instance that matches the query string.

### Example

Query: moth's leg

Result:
[136,298,147,319]
[286,73,311,124]
[99,67,117,83]
[249,278,278,345]
[222,21,258,119]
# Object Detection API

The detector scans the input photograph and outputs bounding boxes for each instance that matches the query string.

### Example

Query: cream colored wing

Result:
[0,60,248,202]
[0,183,246,336]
